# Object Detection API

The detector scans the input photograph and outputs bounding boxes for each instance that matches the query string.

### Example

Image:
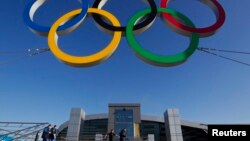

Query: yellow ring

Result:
[48,8,122,67]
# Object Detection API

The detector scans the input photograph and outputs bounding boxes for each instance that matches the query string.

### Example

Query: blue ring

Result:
[23,0,88,34]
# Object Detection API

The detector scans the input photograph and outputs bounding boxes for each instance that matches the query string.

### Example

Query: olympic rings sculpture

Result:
[23,0,226,67]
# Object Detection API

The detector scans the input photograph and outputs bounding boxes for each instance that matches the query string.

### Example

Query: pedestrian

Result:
[42,124,51,141]
[119,128,126,141]
[105,129,116,141]
[49,125,57,141]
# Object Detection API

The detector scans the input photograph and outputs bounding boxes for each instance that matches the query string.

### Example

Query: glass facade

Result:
[181,126,208,141]
[57,119,208,141]
[57,127,67,141]
[79,119,108,141]
[140,121,166,141]
[114,109,134,140]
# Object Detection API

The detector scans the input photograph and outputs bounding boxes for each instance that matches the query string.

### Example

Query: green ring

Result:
[126,8,199,66]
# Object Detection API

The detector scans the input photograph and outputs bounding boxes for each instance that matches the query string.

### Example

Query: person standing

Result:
[119,128,127,141]
[49,125,57,141]
[105,129,116,141]
[42,124,51,141]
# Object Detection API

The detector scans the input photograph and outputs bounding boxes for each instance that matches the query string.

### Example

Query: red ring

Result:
[160,0,226,37]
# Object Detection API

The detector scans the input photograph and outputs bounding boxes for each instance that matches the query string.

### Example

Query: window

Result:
[114,109,134,139]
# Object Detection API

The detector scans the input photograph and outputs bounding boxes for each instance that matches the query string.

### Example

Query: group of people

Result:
[42,124,57,141]
[105,128,127,141]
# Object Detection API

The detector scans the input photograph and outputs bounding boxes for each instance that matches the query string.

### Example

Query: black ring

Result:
[92,0,157,35]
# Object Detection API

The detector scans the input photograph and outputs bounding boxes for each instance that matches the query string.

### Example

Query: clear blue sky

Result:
[1,0,250,126]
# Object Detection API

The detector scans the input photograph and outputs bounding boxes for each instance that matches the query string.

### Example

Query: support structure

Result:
[164,109,183,141]
[0,122,49,140]
[66,108,85,141]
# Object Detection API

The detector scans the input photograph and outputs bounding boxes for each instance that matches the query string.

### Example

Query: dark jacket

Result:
[108,132,115,141]
[119,130,126,141]
[42,127,49,139]
[49,127,56,140]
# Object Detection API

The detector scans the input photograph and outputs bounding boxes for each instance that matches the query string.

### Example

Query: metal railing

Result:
[0,122,49,141]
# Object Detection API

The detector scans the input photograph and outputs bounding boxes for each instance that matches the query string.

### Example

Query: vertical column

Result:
[66,108,85,141]
[164,109,183,141]
[108,106,115,132]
